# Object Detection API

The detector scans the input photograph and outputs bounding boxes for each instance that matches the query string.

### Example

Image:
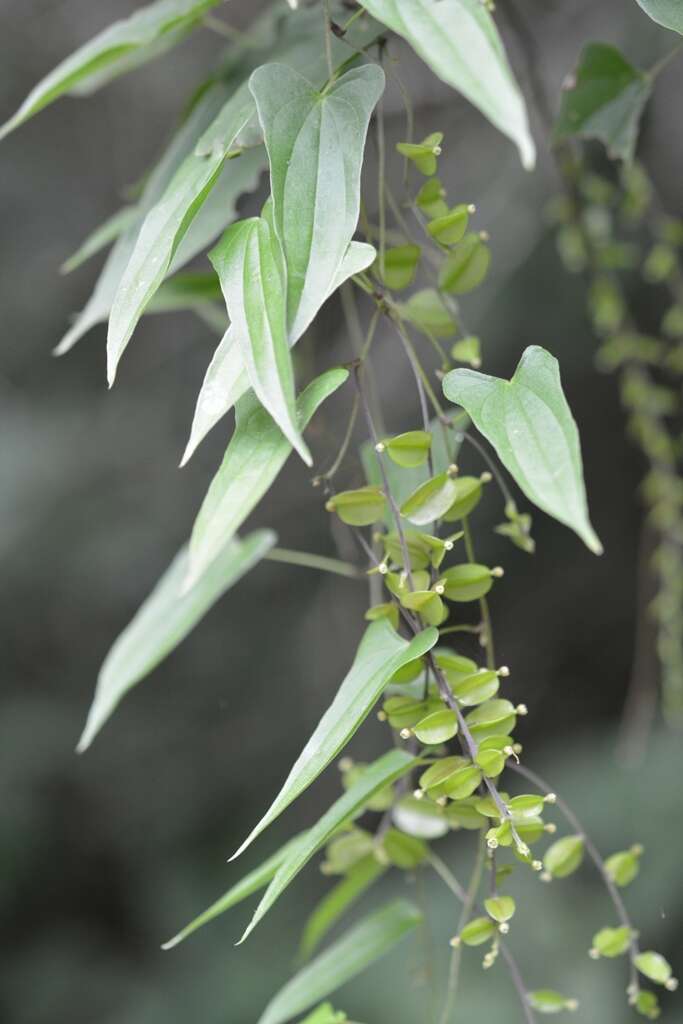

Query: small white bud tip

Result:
[589,948,600,960]
[491,566,504,578]
[513,742,523,754]
[541,871,552,883]
[545,823,557,834]
[437,796,448,807]
[516,842,530,858]
[666,978,679,992]
[377,710,387,722]
[515,703,528,716]
[497,665,510,677]
[480,471,492,482]
[378,562,388,575]
[447,463,459,476]
[479,230,490,241]
[338,757,353,772]
[544,792,557,804]
[532,860,543,872]
[449,936,461,948]
[468,203,477,214]
[413,788,424,800]
[400,727,413,740]
[631,843,644,857]
[567,999,579,1012]
[444,540,454,551]
[487,837,499,850]
[375,441,386,453]
[434,583,445,595]
[498,922,510,935]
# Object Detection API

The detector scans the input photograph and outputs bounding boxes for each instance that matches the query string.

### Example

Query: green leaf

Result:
[439,233,491,294]
[554,44,651,164]
[416,178,449,219]
[77,529,276,752]
[396,132,443,175]
[258,899,422,1024]
[299,856,386,960]
[326,487,387,528]
[443,346,603,554]
[251,62,385,339]
[209,216,309,464]
[240,750,420,942]
[379,245,421,290]
[543,835,584,879]
[484,895,516,923]
[398,288,458,339]
[0,0,224,142]
[360,0,535,169]
[231,623,438,861]
[427,205,470,246]
[162,834,304,950]
[634,951,674,986]
[61,206,138,275]
[186,369,347,591]
[107,84,257,384]
[635,0,683,34]
[528,989,578,1014]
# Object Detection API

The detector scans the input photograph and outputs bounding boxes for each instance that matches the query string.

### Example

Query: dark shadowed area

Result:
[1,1,682,1022]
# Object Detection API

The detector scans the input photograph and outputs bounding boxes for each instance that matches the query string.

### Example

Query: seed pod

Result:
[475,747,505,778]
[452,669,500,706]
[413,708,459,745]
[508,794,545,821]
[325,486,385,526]
[451,335,482,368]
[382,695,437,730]
[401,589,445,627]
[416,177,449,219]
[322,829,374,875]
[398,287,458,338]
[484,895,516,923]
[419,756,470,798]
[364,602,399,630]
[604,846,642,888]
[591,925,633,958]
[385,569,431,598]
[635,990,660,1019]
[434,648,479,684]
[442,762,482,799]
[392,795,449,839]
[442,476,483,521]
[384,529,442,570]
[383,429,432,468]
[635,951,674,986]
[380,828,428,870]
[444,798,489,831]
[439,563,494,602]
[378,244,421,290]
[528,989,578,1013]
[460,916,497,946]
[390,657,425,685]
[400,471,459,526]
[466,699,517,740]
[396,132,443,175]
[543,835,584,878]
[439,233,491,294]
[427,204,470,246]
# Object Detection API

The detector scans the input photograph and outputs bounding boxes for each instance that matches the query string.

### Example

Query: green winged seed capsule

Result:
[476,748,505,778]
[604,846,642,888]
[459,916,496,946]
[452,669,500,707]
[439,233,491,294]
[528,989,578,1013]
[413,708,458,745]
[443,763,482,800]
[439,564,493,602]
[398,288,458,339]
[474,792,510,819]
[417,178,449,219]
[365,603,400,630]
[543,835,584,879]
[427,204,470,246]
[484,895,516,923]
[325,486,386,527]
[380,829,427,870]
[401,590,445,627]
[451,335,482,368]
[442,476,484,521]
[379,245,421,290]
[591,926,633,958]
[384,529,434,570]
[444,799,489,831]
[419,756,469,798]
[390,657,424,685]
[434,649,479,683]
[400,471,459,526]
[516,817,545,845]
[322,830,374,875]
[392,795,449,840]
[396,132,443,176]
[383,430,432,469]
[466,700,517,740]
[634,951,674,986]
[635,990,661,1019]
[385,569,431,599]
[382,696,436,731]
[508,795,545,820]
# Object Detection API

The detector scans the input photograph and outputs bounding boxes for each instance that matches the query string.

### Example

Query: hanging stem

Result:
[463,517,496,669]
[438,833,486,1024]
[265,547,362,579]
[322,0,334,79]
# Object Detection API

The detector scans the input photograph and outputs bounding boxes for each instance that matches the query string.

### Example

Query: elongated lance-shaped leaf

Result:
[259,900,422,1024]
[239,749,420,943]
[185,368,348,591]
[443,346,602,554]
[231,622,438,862]
[299,855,386,961]
[635,0,683,33]
[61,206,138,275]
[182,241,375,464]
[250,63,385,340]
[106,83,257,384]
[77,529,276,753]
[162,833,305,950]
[360,0,535,169]
[209,217,310,464]
[0,0,224,142]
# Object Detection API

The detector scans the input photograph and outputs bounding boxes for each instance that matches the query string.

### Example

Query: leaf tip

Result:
[160,934,182,951]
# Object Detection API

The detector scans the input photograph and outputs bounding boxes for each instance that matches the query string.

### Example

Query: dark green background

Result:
[1,1,681,1021]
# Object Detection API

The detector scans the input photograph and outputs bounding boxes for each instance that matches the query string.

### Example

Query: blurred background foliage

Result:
[1,1,682,1021]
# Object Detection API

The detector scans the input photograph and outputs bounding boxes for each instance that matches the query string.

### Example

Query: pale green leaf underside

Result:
[360,0,535,169]
[77,529,276,752]
[300,855,386,961]
[0,0,222,141]
[635,0,683,33]
[182,241,375,464]
[250,62,385,338]
[443,346,602,553]
[258,899,422,1024]
[162,833,304,950]
[209,217,309,464]
[186,367,348,591]
[231,621,438,862]
[239,749,420,943]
